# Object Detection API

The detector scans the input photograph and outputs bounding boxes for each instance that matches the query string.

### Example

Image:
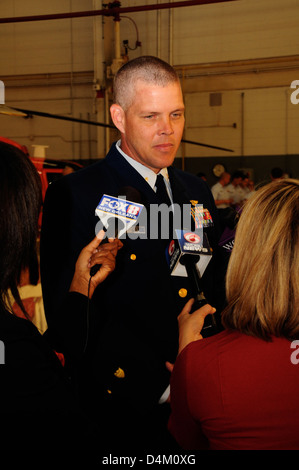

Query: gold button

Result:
[130,254,137,261]
[114,367,125,379]
[178,288,188,298]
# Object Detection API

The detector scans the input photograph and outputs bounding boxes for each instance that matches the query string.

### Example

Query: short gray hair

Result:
[113,56,180,111]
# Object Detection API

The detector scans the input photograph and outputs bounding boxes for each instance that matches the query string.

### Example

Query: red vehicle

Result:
[0,137,82,197]
[30,156,83,201]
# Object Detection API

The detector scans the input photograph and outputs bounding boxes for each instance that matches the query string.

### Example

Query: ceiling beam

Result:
[0,0,238,24]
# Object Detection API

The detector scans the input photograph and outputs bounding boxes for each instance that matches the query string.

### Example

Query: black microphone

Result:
[89,217,125,277]
[166,229,219,338]
[90,187,143,277]
[179,254,218,338]
[218,206,242,253]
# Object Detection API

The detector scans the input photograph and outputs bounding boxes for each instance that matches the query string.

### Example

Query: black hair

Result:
[0,141,42,317]
[231,170,245,180]
[270,167,284,179]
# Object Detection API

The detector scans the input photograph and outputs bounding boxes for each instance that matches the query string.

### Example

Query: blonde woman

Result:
[169,179,299,450]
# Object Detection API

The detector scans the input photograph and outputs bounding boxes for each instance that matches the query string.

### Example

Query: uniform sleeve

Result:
[40,178,75,327]
[40,177,94,330]
[168,346,209,450]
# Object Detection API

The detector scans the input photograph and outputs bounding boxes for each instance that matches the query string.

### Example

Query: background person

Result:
[270,167,284,181]
[0,141,122,450]
[225,170,244,206]
[211,171,234,232]
[169,179,299,450]
[211,171,232,208]
[40,55,226,449]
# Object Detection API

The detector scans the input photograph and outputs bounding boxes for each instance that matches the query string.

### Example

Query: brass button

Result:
[114,367,125,379]
[190,200,198,206]
[130,254,137,261]
[178,288,188,298]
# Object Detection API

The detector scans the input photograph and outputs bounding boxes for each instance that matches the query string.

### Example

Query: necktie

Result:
[155,174,171,206]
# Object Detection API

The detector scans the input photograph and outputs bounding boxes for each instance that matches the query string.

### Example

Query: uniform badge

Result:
[190,200,214,228]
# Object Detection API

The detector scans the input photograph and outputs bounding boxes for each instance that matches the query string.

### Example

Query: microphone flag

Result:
[95,194,144,239]
[165,229,212,278]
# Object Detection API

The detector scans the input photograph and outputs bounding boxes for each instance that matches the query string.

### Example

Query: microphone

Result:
[218,225,235,253]
[89,217,124,277]
[218,206,242,253]
[90,187,144,277]
[179,255,218,337]
[166,229,219,338]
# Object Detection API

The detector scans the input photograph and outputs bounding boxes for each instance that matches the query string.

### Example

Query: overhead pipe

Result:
[0,0,238,24]
[106,3,125,77]
[2,106,234,152]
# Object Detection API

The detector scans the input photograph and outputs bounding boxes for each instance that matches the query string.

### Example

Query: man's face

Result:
[241,177,249,188]
[234,177,242,186]
[111,80,185,173]
[223,173,231,185]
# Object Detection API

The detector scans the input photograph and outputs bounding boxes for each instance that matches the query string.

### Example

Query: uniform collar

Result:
[116,140,169,191]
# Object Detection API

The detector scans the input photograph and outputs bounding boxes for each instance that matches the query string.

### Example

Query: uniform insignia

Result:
[114,367,125,379]
[190,202,214,228]
[202,208,214,227]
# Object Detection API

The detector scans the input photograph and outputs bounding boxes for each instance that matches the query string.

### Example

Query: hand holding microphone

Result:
[166,229,219,338]
[177,299,216,354]
[179,252,218,337]
[89,218,125,277]
[90,187,144,277]
[69,231,123,298]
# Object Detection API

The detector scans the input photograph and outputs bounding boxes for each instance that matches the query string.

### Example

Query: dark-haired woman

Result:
[0,141,122,449]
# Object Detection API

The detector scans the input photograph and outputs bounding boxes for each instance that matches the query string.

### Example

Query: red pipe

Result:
[0,0,238,24]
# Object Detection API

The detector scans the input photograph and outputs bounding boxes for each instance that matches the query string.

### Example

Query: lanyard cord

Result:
[83,275,92,354]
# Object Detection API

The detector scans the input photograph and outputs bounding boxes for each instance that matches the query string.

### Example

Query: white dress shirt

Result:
[116,140,173,203]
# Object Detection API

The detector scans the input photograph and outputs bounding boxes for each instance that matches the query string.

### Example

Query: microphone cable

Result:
[83,275,93,354]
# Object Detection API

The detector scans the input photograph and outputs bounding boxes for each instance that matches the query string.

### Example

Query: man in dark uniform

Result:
[40,56,225,450]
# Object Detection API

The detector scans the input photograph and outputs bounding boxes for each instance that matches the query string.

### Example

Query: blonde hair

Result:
[222,179,299,340]
[113,56,180,111]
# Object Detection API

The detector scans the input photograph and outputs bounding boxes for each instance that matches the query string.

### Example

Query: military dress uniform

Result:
[40,142,226,450]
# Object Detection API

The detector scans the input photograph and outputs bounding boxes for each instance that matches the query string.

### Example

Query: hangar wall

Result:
[0,0,298,184]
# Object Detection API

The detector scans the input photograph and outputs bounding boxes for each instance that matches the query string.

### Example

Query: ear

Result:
[110,104,126,134]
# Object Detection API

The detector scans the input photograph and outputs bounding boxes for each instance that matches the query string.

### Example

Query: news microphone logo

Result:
[95,194,144,238]
[168,239,175,256]
[97,195,142,218]
[218,226,235,252]
[166,229,212,278]
[0,81,4,104]
[183,232,201,244]
[0,341,4,365]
